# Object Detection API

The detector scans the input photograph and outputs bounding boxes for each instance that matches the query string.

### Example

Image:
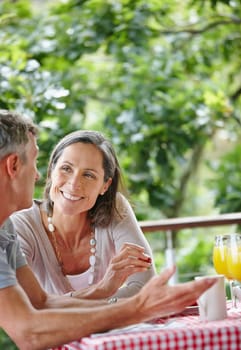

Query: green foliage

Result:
[207,143,241,214]
[0,329,17,350]
[1,0,240,213]
[178,233,214,281]
[191,0,237,8]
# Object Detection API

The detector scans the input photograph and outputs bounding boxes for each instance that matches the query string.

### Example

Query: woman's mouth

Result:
[61,191,83,201]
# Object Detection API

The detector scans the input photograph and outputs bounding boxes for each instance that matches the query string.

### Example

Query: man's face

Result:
[17,133,39,210]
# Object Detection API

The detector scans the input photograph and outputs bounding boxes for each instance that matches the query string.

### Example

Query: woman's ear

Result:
[5,153,21,179]
[101,177,112,194]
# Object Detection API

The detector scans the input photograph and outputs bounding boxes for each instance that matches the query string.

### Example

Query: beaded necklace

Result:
[47,215,97,285]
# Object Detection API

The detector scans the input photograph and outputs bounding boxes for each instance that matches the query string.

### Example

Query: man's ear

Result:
[5,153,21,179]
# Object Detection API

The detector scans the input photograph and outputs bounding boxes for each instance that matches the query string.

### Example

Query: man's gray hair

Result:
[0,109,38,161]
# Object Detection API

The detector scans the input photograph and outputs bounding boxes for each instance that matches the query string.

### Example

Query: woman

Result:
[11,130,156,299]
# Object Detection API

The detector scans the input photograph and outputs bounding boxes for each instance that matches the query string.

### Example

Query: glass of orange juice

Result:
[213,234,235,306]
[213,235,230,276]
[226,234,241,305]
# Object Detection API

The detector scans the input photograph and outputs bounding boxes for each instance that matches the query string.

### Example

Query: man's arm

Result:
[0,282,136,350]
[1,265,215,350]
[16,265,107,308]
[1,265,139,350]
[2,265,135,350]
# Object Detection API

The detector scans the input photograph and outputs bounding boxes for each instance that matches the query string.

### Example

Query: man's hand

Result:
[134,266,217,320]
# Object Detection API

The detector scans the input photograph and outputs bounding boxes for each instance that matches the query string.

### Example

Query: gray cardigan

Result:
[11,193,156,297]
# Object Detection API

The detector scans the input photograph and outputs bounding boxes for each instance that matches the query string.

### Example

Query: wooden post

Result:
[164,230,178,285]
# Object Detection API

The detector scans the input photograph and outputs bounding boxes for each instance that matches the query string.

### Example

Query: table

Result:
[52,304,241,350]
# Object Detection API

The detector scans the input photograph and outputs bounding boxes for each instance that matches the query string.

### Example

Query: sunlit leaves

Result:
[0,0,240,217]
[207,144,241,213]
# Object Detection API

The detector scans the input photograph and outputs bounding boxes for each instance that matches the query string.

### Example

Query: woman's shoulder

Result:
[115,192,135,219]
[116,192,129,209]
[11,199,42,225]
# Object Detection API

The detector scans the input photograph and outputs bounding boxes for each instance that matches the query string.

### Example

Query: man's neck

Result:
[0,200,16,227]
[0,216,8,227]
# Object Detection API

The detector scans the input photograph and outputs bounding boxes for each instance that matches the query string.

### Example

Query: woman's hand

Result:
[96,242,152,297]
[69,242,152,300]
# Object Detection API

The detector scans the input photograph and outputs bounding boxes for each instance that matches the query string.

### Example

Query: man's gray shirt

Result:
[0,218,27,289]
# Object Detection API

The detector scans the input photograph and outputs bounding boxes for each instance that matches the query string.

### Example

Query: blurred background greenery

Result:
[0,0,240,347]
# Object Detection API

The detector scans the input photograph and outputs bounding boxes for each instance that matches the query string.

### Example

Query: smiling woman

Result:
[11,130,156,300]
[49,142,112,218]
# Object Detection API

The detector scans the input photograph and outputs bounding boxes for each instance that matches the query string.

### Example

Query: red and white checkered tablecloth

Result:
[52,305,241,350]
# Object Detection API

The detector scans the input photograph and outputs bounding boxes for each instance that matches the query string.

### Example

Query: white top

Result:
[11,193,156,297]
[66,271,90,290]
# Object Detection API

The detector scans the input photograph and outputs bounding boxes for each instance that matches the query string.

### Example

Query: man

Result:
[0,109,216,350]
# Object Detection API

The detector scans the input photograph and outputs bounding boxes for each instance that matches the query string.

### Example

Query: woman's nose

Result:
[68,175,82,189]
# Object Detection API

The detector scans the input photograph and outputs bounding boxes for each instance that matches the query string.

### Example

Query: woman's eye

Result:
[61,165,71,172]
[84,172,95,179]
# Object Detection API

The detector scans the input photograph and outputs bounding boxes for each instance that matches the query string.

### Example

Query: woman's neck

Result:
[41,204,90,239]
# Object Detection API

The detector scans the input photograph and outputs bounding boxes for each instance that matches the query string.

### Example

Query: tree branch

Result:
[159,18,241,36]
[231,86,241,101]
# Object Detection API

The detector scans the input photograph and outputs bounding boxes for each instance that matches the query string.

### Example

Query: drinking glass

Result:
[213,234,235,307]
[226,233,241,306]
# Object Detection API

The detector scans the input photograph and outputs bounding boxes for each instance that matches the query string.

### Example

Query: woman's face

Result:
[49,142,111,215]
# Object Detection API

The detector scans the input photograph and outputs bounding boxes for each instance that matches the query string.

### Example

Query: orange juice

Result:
[213,245,232,279]
[226,246,241,281]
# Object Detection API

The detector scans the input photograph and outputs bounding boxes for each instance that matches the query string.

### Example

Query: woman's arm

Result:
[109,194,156,297]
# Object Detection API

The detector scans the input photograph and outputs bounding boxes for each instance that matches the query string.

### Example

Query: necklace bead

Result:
[90,237,96,246]
[48,224,55,233]
[88,231,97,285]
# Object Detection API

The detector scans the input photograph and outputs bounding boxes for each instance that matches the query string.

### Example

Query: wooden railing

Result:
[138,212,241,284]
[139,212,241,233]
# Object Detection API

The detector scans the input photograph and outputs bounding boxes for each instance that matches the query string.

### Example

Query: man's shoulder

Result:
[0,218,17,250]
[0,218,14,233]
